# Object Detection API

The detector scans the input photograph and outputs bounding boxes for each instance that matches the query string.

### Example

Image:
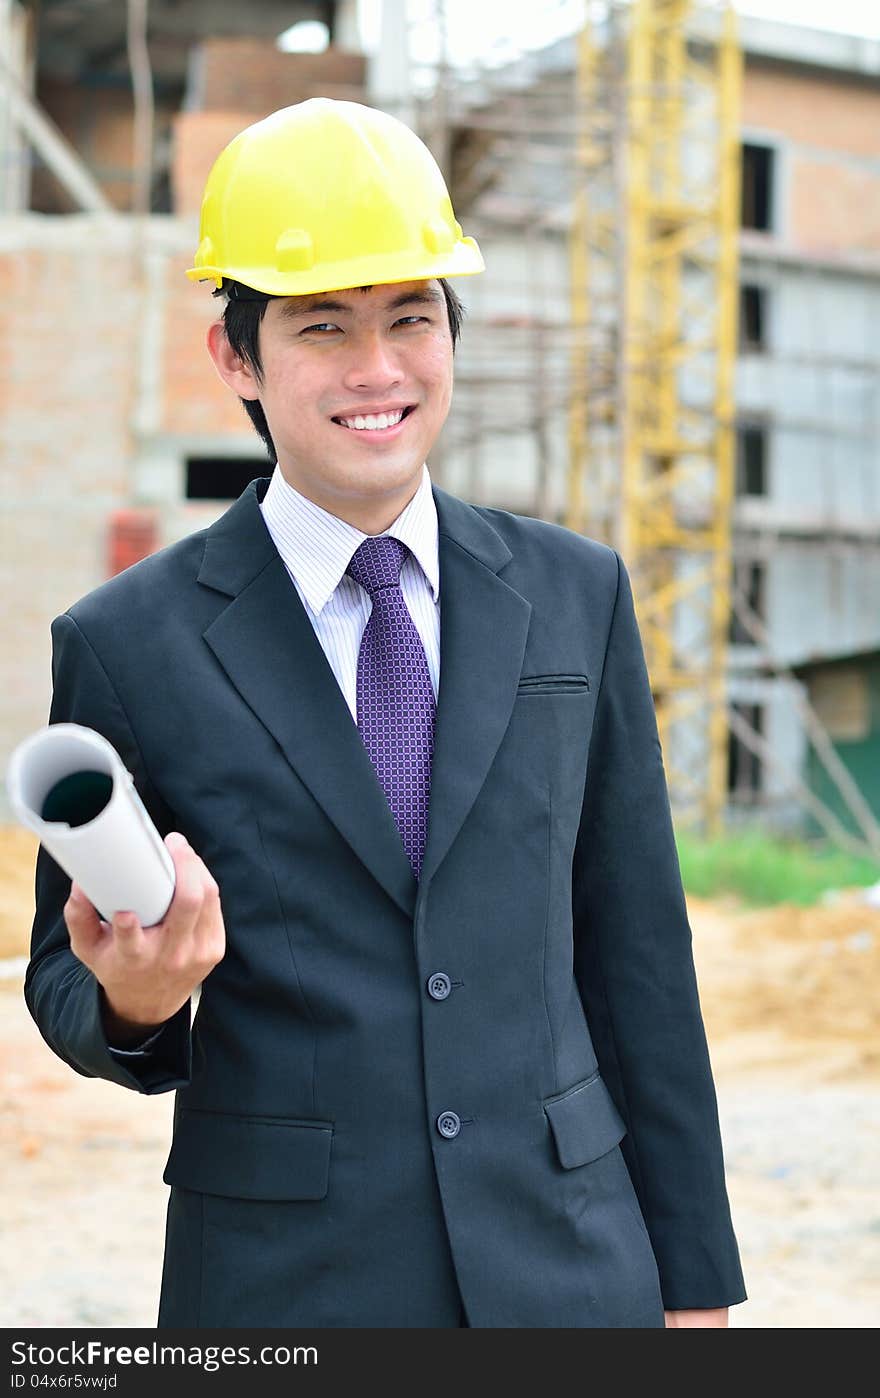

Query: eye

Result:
[394,315,429,328]
[301,322,340,335]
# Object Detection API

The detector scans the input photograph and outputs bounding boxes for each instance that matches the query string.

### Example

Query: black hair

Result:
[213,279,466,464]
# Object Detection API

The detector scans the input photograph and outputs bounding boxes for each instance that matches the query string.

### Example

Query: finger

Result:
[164,830,189,858]
[166,841,224,966]
[64,882,105,956]
[160,834,224,971]
[162,838,211,939]
[109,908,148,959]
[193,873,225,967]
[161,831,192,889]
[168,836,216,897]
[162,832,206,912]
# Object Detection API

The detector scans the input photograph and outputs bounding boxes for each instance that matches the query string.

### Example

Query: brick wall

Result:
[33,78,178,214]
[164,251,252,436]
[0,218,256,797]
[744,64,880,161]
[743,63,880,253]
[0,222,139,785]
[197,40,365,115]
[791,158,880,254]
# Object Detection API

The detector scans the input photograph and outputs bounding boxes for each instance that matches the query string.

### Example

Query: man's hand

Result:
[664,1309,729,1327]
[64,831,226,1045]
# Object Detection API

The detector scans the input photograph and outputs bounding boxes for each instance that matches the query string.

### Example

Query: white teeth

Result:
[339,409,405,431]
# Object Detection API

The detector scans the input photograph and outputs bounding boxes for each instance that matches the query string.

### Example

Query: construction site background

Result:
[1,0,879,850]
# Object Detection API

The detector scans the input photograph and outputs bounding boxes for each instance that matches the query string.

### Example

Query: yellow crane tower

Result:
[567,0,742,835]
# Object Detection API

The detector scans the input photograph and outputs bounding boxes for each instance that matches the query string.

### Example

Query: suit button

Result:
[437,1111,461,1139]
[427,972,452,1000]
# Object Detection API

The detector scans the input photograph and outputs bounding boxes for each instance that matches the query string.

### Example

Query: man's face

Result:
[246,280,454,523]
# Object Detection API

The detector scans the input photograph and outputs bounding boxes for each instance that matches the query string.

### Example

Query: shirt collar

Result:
[260,462,441,615]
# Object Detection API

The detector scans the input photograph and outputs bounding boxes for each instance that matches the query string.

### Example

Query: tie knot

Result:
[346,535,409,597]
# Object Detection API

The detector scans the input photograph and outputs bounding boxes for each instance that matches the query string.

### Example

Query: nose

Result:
[342,329,404,393]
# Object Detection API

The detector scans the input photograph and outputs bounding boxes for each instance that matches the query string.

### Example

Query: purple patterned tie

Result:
[345,536,436,880]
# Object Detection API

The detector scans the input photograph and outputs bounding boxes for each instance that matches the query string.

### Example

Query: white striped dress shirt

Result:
[259,463,441,723]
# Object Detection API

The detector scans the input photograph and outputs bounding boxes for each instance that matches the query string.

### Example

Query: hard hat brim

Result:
[186,237,485,296]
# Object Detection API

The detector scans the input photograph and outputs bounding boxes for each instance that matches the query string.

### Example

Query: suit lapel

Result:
[196,479,532,912]
[423,487,532,885]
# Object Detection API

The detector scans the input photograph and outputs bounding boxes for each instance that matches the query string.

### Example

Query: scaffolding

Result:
[567,0,742,835]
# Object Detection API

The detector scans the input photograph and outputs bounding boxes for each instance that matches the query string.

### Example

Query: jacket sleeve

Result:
[571,551,746,1310]
[23,611,192,1096]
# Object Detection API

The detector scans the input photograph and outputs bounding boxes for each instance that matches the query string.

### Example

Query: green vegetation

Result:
[675,829,880,907]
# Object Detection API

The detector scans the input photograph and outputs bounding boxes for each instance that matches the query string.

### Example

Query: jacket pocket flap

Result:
[543,1073,626,1168]
[163,1109,333,1200]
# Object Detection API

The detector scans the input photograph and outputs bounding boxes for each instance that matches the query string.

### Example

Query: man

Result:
[25,98,745,1327]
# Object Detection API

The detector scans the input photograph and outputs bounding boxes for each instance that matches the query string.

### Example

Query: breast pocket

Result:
[517,674,590,696]
[503,672,593,810]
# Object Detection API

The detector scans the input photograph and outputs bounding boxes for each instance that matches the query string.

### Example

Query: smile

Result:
[332,405,416,434]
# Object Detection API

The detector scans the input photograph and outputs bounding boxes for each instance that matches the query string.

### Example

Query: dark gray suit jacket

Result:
[26,477,745,1327]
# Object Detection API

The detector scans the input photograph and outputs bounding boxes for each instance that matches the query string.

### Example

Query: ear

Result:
[206,320,261,401]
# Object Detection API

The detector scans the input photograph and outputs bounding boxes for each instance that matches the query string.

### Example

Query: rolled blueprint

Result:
[6,723,175,927]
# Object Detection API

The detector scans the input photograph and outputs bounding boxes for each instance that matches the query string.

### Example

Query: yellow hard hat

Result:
[187,98,485,296]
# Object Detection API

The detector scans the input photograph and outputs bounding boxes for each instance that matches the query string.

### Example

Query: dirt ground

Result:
[2,825,878,1328]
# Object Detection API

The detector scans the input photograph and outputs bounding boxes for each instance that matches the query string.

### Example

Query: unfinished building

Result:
[1,1,878,847]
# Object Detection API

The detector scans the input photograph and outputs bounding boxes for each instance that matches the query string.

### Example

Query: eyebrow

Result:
[278,288,445,321]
